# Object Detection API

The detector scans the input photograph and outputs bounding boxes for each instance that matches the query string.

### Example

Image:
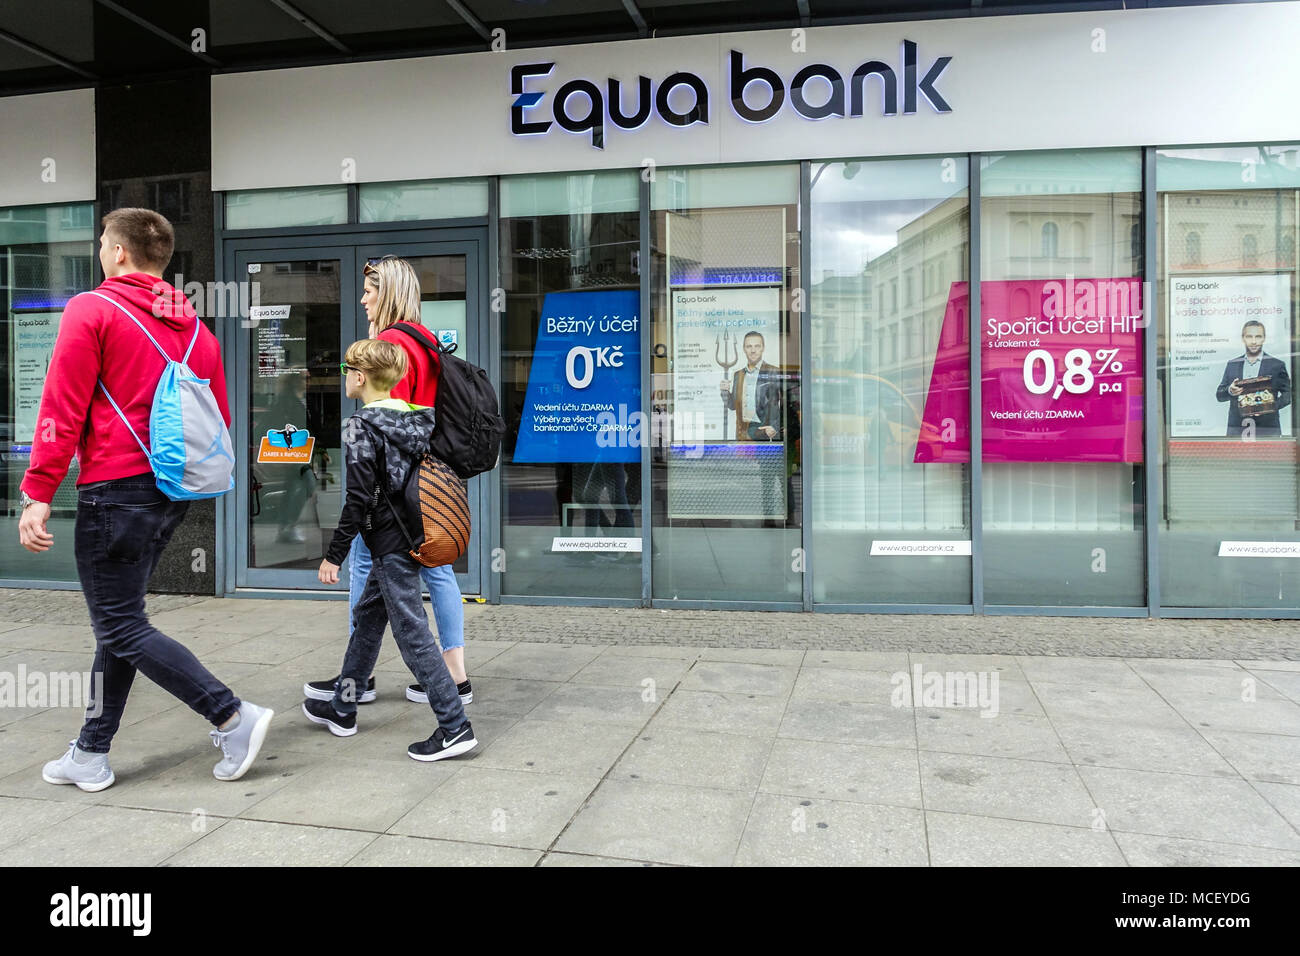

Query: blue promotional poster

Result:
[514,290,642,463]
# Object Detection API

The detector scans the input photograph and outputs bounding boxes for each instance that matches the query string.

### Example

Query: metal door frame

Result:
[220,226,489,597]
[228,242,355,592]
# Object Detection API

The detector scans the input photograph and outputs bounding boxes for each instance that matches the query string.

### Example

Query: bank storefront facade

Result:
[2,2,1299,617]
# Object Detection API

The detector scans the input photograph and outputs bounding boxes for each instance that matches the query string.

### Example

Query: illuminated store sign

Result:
[510,41,952,149]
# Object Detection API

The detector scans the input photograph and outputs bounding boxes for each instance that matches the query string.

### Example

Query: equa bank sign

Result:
[511,42,953,149]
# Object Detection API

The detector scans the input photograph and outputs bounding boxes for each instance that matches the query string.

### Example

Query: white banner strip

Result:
[552,537,643,553]
[1217,541,1300,558]
[870,540,972,556]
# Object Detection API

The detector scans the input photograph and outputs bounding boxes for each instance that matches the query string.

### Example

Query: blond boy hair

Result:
[345,338,407,392]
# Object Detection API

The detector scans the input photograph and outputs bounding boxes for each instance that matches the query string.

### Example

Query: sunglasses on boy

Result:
[339,363,361,376]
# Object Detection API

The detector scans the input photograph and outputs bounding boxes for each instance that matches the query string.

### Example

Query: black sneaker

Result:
[303,675,376,704]
[408,723,477,762]
[301,698,358,737]
[406,681,473,705]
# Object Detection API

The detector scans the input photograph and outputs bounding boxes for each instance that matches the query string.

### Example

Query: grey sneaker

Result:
[42,740,115,792]
[210,701,274,781]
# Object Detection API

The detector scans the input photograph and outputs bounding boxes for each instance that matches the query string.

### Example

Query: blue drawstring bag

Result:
[89,291,235,500]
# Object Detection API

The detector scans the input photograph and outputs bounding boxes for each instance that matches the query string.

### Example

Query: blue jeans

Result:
[334,551,467,731]
[348,536,463,651]
[74,474,240,753]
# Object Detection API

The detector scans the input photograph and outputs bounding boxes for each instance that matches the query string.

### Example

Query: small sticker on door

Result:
[257,424,316,464]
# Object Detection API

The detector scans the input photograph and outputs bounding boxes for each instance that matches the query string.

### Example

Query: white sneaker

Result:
[210,701,274,781]
[42,740,115,792]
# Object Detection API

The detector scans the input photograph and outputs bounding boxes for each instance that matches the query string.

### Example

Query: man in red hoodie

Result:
[17,208,272,790]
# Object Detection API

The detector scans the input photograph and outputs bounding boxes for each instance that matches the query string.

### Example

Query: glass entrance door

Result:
[234,246,354,591]
[229,236,485,595]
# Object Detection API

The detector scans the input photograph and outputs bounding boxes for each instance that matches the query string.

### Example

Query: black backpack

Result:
[388,323,506,479]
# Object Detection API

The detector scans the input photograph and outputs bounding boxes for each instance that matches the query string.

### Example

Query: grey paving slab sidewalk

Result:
[0,591,1297,866]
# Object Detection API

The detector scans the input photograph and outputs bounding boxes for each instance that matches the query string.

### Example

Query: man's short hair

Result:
[1242,320,1266,336]
[102,208,174,272]
[345,338,407,392]
[743,331,764,345]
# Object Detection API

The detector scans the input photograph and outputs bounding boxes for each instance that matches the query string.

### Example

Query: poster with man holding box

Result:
[1169,274,1293,438]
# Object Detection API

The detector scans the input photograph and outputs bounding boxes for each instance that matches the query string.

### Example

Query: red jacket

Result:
[378,320,441,407]
[21,273,232,502]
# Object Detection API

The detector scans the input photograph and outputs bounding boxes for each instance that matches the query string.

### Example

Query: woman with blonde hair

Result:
[304,255,472,708]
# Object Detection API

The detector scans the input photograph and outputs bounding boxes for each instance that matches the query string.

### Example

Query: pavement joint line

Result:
[1239,778,1300,840]
[919,806,1298,849]
[729,660,798,867]
[1025,683,1299,853]
[904,650,932,866]
[915,804,1297,847]
[912,747,1251,782]
[338,833,386,867]
[1120,665,1299,771]
[1022,666,1247,840]
[1186,723,1295,790]
[338,832,592,865]
[535,676,682,866]
[1250,672,1300,700]
[540,849,670,866]
[1037,702,1128,862]
[3,594,1298,867]
[1246,782,1300,840]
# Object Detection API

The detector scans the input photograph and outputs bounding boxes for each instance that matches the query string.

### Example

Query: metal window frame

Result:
[640,174,653,608]
[969,152,985,615]
[1148,141,1300,620]
[0,195,99,594]
[799,160,814,612]
[1143,145,1161,618]
[486,176,503,604]
[801,155,975,616]
[195,146,1300,619]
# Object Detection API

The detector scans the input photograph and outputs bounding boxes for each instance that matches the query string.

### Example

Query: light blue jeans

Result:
[348,536,464,651]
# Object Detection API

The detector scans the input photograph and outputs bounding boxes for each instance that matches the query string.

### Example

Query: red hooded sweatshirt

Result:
[21,273,231,503]
[378,319,441,407]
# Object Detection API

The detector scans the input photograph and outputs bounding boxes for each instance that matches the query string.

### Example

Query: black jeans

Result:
[74,473,240,754]
[335,549,467,732]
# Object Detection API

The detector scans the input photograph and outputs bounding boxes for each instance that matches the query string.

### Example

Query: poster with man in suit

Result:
[1216,320,1292,436]
[719,331,790,441]
[1168,274,1293,438]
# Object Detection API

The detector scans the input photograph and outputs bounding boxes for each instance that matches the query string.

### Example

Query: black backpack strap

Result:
[388,321,456,357]
[387,323,453,401]
[353,418,418,553]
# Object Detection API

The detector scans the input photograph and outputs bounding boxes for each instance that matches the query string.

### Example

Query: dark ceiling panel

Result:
[99,0,212,46]
[290,0,481,55]
[0,0,1265,95]
[1,0,96,62]
[811,0,971,16]
[208,0,321,47]
[0,43,52,72]
[642,0,803,30]
[465,0,628,22]
[293,0,469,33]
[88,0,214,75]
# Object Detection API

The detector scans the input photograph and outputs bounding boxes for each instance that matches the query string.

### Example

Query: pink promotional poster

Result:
[915,278,1145,464]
